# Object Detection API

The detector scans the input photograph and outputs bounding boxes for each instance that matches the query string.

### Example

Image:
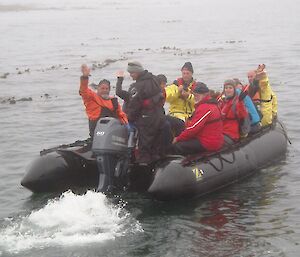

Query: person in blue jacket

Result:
[233,78,261,133]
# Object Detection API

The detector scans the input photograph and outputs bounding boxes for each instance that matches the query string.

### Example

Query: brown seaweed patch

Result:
[1,97,17,104]
[39,93,57,99]
[48,64,62,70]
[0,4,35,12]
[0,73,9,79]
[138,48,151,51]
[162,46,181,51]
[160,46,225,56]
[0,4,63,12]
[91,57,127,70]
[16,68,30,75]
[18,97,33,102]
[162,20,181,23]
[36,64,63,72]
[41,93,50,99]
[12,56,129,76]
[225,40,246,44]
[0,97,32,104]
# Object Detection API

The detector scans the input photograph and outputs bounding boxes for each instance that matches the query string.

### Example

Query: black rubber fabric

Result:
[169,139,206,155]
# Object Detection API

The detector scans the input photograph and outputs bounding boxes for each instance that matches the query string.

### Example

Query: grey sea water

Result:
[0,0,300,256]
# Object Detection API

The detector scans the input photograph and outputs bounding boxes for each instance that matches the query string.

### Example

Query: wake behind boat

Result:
[21,117,288,200]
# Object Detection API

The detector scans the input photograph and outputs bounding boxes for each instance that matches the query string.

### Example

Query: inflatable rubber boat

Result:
[21,117,289,200]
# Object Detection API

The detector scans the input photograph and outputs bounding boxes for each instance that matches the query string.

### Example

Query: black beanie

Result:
[157,74,167,84]
[193,82,209,94]
[181,62,194,73]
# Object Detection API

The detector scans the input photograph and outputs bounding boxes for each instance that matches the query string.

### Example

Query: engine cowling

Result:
[92,117,130,192]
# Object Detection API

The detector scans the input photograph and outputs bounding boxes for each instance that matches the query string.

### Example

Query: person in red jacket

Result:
[80,64,128,137]
[221,79,249,142]
[170,82,224,155]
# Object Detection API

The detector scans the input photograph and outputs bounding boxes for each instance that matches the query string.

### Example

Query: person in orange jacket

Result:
[80,64,128,137]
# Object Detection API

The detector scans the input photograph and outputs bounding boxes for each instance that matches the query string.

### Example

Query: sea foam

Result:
[0,191,143,254]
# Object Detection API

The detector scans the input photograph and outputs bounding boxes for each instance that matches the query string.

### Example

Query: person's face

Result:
[224,85,235,97]
[181,68,193,83]
[129,72,139,80]
[160,82,166,90]
[97,83,110,97]
[247,71,256,84]
[193,92,205,104]
[259,79,268,88]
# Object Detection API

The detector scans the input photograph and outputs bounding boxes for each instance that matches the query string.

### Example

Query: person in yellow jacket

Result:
[259,76,278,126]
[249,64,278,127]
[165,62,196,122]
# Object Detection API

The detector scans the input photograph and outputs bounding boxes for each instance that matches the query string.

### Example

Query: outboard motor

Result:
[92,117,129,192]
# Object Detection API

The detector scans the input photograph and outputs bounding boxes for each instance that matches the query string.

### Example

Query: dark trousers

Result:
[169,139,206,155]
[136,112,165,163]
[89,119,98,138]
[166,115,185,137]
[161,120,173,154]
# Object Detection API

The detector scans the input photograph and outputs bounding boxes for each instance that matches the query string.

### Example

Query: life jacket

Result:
[244,82,266,120]
[222,96,250,135]
[99,97,118,119]
[142,92,164,109]
[247,80,273,103]
[251,91,272,105]
[174,77,197,91]
[252,91,260,103]
[173,77,196,115]
[142,78,165,109]
[238,84,249,100]
[225,96,244,120]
